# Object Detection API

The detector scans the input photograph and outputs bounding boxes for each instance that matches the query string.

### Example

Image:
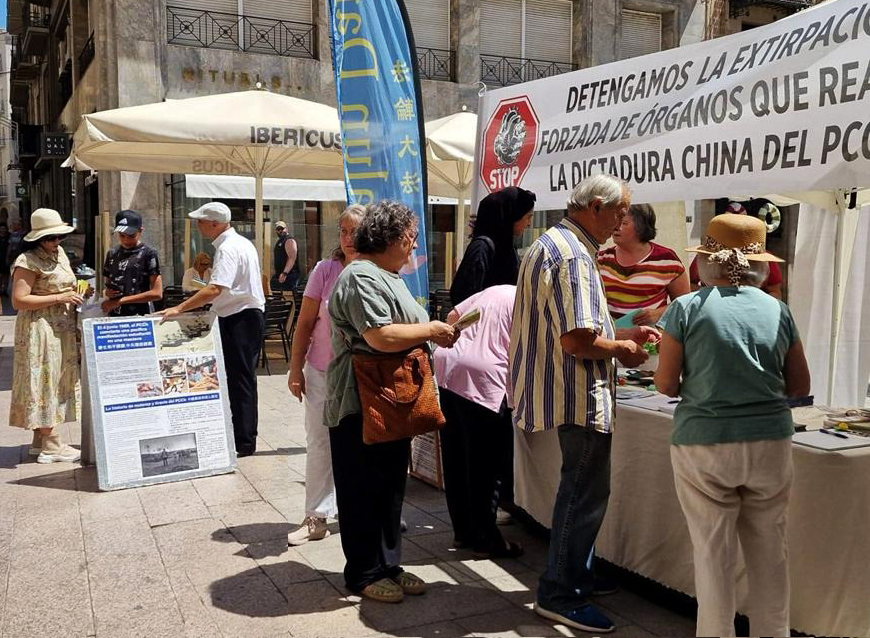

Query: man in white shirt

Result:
[159,202,266,457]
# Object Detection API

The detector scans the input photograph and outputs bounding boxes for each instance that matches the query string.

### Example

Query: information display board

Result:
[410,431,444,489]
[82,313,236,490]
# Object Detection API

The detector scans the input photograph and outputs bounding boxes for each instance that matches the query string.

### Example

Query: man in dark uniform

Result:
[270,220,299,292]
[101,210,163,316]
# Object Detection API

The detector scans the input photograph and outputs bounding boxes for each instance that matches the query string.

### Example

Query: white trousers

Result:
[302,363,337,519]
[671,438,793,638]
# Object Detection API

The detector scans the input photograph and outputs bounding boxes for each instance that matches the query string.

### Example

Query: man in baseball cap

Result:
[271,219,299,292]
[113,209,144,234]
[102,209,162,316]
[188,202,232,223]
[159,201,265,457]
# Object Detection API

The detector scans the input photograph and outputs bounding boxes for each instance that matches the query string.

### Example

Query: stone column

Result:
[572,0,594,69]
[452,0,481,110]
[590,0,619,66]
[97,0,171,280]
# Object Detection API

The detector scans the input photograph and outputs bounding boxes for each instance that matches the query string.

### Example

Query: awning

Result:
[184,174,469,205]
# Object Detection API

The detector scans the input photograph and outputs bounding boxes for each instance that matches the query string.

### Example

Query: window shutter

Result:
[404,0,450,50]
[241,0,312,23]
[176,0,239,15]
[524,0,572,63]
[620,9,662,60]
[480,0,522,58]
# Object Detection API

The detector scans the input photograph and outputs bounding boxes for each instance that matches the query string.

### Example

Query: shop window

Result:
[169,176,321,286]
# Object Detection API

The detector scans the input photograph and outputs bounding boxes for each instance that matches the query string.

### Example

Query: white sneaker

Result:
[37,445,81,464]
[287,516,329,546]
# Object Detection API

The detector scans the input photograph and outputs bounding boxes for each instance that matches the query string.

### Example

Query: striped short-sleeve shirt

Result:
[509,217,616,434]
[597,242,686,318]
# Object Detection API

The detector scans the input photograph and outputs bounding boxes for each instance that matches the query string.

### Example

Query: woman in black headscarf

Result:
[450,186,536,305]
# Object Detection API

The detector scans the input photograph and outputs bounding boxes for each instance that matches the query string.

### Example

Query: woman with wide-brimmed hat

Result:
[654,213,811,637]
[9,208,83,463]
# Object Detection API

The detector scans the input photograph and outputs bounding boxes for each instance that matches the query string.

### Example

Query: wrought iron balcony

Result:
[23,6,50,29]
[78,32,95,79]
[22,6,51,57]
[166,5,317,59]
[729,0,812,16]
[480,54,576,87]
[416,48,455,82]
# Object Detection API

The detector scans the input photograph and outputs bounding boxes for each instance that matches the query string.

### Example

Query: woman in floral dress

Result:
[10,208,83,463]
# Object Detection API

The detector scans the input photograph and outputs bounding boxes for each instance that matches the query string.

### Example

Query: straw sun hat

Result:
[23,208,74,242]
[687,213,782,285]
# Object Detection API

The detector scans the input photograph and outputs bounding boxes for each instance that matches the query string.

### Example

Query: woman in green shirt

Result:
[326,201,457,603]
[655,213,810,637]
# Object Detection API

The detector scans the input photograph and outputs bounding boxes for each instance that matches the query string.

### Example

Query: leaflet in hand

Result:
[452,307,481,331]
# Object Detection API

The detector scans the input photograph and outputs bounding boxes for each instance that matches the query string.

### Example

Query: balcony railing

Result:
[78,32,95,78]
[480,54,576,87]
[23,6,50,29]
[416,47,455,82]
[166,5,317,58]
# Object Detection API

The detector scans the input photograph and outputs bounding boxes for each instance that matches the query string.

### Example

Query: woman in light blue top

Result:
[655,213,810,638]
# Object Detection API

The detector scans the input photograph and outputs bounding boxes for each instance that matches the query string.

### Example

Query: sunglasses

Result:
[42,234,65,242]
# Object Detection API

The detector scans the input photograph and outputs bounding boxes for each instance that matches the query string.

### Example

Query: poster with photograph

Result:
[410,431,444,490]
[82,313,236,491]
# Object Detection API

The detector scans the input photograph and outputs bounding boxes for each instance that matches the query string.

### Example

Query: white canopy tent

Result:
[425,112,477,257]
[64,90,345,270]
[730,189,870,405]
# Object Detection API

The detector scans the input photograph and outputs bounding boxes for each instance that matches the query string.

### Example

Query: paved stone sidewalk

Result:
[0,316,695,637]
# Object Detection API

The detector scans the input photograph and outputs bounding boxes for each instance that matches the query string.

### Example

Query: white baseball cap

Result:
[189,202,231,223]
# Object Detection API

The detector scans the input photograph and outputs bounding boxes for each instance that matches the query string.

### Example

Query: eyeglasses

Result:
[42,235,64,242]
[408,230,419,243]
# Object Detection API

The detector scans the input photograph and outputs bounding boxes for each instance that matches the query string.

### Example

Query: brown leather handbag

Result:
[352,347,446,444]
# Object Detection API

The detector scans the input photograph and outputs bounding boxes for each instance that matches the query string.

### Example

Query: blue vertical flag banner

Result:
[328,0,429,308]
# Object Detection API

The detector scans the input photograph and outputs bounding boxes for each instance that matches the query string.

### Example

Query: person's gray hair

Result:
[567,174,628,211]
[354,200,417,254]
[331,204,366,260]
[697,255,770,287]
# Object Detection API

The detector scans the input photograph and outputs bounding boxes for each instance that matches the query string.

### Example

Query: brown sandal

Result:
[360,578,403,603]
[394,571,426,595]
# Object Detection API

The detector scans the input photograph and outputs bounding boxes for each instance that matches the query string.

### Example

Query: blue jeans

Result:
[537,424,612,613]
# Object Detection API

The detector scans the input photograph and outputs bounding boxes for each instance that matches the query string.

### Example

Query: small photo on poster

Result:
[159,357,186,377]
[136,382,163,398]
[162,376,189,395]
[186,355,219,393]
[155,316,214,355]
[139,433,199,478]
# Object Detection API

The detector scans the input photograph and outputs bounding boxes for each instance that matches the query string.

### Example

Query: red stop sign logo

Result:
[480,96,539,194]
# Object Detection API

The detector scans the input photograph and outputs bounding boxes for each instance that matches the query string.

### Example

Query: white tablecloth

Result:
[514,404,870,637]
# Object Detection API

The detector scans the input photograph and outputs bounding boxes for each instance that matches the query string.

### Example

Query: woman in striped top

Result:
[597,204,690,325]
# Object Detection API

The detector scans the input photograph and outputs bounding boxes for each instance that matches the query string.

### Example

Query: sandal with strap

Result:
[360,578,404,603]
[394,571,426,595]
[473,540,524,560]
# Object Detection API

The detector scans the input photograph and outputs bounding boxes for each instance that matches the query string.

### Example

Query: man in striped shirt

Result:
[510,174,658,634]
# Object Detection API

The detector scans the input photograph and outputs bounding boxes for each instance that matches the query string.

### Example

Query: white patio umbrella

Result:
[63,89,344,269]
[425,112,477,257]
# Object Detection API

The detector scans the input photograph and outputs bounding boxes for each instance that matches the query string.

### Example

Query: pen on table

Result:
[820,428,848,439]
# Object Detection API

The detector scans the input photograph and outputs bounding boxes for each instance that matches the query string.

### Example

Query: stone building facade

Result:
[7,0,729,287]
